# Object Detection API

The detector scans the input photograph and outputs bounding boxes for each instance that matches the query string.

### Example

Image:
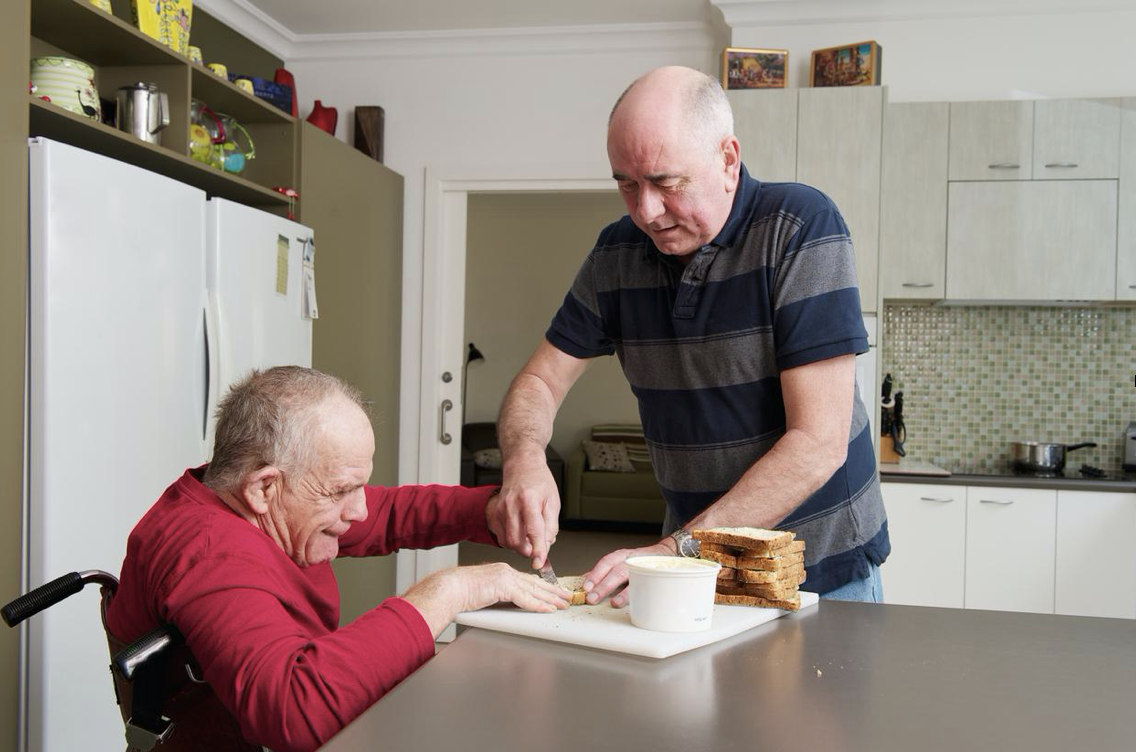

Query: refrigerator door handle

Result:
[203,303,220,443]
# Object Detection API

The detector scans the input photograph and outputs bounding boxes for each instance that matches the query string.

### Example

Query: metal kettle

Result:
[115,82,169,145]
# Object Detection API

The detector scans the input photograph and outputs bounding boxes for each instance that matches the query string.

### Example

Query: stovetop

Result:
[1000,464,1135,482]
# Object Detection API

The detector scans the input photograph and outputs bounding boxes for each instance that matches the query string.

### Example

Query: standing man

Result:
[490,66,888,604]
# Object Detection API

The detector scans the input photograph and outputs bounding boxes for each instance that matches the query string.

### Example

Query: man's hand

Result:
[582,539,676,608]
[487,458,561,570]
[403,563,570,639]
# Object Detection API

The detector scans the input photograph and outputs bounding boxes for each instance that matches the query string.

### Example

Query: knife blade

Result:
[537,560,559,586]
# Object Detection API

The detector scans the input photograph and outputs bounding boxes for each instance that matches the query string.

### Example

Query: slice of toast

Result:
[556,575,589,606]
[717,566,737,582]
[698,549,737,569]
[693,527,795,554]
[736,565,806,585]
[699,541,740,556]
[714,591,801,611]
[717,580,800,597]
[736,552,805,572]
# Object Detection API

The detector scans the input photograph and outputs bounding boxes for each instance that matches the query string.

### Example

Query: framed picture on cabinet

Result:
[721,47,788,90]
[810,40,882,87]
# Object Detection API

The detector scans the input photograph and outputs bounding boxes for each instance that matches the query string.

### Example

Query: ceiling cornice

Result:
[711,0,1136,26]
[197,0,717,63]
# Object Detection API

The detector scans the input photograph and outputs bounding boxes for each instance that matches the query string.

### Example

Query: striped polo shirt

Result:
[546,164,890,593]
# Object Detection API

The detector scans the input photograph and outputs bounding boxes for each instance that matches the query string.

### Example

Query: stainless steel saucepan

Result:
[1011,441,1096,473]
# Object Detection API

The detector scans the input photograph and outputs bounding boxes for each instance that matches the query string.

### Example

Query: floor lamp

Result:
[462,342,484,426]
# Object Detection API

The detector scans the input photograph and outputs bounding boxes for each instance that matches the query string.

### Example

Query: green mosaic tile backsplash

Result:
[881,305,1136,475]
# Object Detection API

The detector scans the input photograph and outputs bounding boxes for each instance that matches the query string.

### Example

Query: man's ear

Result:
[238,465,282,516]
[721,135,741,191]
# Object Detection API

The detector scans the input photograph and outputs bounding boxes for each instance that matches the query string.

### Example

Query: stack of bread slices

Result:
[692,527,805,611]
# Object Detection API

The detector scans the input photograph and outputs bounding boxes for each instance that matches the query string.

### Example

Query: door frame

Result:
[397,163,613,597]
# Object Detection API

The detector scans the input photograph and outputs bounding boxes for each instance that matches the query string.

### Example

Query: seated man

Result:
[106,366,568,752]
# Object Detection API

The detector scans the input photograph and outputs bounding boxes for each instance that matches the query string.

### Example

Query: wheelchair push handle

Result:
[114,624,182,681]
[2,570,122,627]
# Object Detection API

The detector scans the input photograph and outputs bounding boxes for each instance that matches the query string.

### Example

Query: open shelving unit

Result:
[28,0,296,209]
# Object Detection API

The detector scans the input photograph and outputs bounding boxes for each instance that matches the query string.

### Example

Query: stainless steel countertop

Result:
[321,602,1136,752]
[881,471,1136,493]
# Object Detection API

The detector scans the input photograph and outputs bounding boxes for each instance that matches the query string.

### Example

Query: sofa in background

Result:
[563,424,666,529]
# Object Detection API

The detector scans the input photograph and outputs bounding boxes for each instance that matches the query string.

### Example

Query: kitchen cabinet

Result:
[1032,98,1121,180]
[26,0,295,210]
[879,482,966,608]
[796,87,883,312]
[949,100,1034,180]
[728,89,797,183]
[1055,491,1136,619]
[946,180,1118,301]
[965,487,1056,614]
[300,123,405,624]
[1119,98,1136,301]
[879,102,948,300]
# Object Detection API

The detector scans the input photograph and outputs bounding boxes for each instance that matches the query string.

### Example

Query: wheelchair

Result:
[3,571,261,752]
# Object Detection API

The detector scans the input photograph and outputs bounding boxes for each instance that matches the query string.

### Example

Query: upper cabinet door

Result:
[797,87,884,312]
[1118,98,1136,301]
[729,89,798,183]
[880,102,949,300]
[1034,98,1121,180]
[949,100,1034,180]
[946,180,1118,301]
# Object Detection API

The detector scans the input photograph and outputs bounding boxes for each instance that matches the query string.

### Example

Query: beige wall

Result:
[464,192,640,459]
[1,3,29,750]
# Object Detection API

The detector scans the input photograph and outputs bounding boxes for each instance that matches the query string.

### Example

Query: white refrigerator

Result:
[24,137,313,752]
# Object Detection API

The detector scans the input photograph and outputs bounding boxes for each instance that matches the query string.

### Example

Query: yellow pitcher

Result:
[131,0,193,55]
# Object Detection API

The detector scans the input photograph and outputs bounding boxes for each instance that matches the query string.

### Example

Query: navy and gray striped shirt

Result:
[546,164,889,593]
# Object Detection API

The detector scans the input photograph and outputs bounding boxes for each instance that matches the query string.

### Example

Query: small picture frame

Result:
[810,41,882,87]
[721,47,788,90]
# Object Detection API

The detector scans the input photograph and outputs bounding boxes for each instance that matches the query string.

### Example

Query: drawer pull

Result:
[1043,162,1079,168]
[987,163,1021,169]
[1129,284,1136,289]
[919,496,955,503]
[902,282,934,288]
[980,499,1014,505]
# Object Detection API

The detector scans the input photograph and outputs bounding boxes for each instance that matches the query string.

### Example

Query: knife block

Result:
[879,435,901,464]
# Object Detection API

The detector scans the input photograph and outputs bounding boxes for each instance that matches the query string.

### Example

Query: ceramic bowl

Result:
[625,555,721,633]
[30,57,100,121]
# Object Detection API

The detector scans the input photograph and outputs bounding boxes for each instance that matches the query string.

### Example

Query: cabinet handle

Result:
[1043,162,1079,168]
[1128,284,1136,289]
[919,496,955,503]
[987,163,1020,169]
[902,282,934,288]
[980,499,1014,505]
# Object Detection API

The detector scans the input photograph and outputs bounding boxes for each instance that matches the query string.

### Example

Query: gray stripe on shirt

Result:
[619,328,778,390]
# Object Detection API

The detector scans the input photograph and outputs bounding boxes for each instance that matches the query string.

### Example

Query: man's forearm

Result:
[497,372,558,464]
[685,427,847,530]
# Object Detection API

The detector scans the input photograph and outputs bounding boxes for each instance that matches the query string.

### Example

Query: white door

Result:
[27,138,208,752]
[205,199,313,444]
[879,483,966,608]
[965,487,1057,614]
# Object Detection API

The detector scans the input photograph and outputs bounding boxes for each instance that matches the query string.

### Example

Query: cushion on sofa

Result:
[582,440,635,472]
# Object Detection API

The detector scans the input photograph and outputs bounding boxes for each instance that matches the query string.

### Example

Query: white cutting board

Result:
[455,591,819,659]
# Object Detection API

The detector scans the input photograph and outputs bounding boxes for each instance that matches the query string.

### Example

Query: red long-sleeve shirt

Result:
[106,466,498,752]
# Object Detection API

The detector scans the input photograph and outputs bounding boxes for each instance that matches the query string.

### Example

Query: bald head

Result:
[608,66,734,157]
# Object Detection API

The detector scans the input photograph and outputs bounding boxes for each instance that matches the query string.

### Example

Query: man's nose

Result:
[636,187,665,224]
[344,491,368,523]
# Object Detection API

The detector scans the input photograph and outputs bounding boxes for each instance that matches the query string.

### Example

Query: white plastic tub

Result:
[626,555,721,633]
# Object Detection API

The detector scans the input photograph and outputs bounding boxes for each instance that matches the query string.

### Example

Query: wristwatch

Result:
[670,528,700,558]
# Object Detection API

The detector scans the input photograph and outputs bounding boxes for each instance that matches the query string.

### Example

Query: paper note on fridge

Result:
[276,234,289,295]
[303,265,318,319]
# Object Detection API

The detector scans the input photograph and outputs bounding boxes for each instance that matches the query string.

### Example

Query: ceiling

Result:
[240,0,713,35]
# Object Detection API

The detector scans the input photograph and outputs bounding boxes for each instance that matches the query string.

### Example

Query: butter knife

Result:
[537,560,559,586]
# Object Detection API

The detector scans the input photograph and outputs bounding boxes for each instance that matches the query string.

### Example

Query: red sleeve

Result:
[162,550,436,752]
[336,483,500,558]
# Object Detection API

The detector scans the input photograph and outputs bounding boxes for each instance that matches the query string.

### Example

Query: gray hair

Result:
[609,68,734,155]
[203,366,368,493]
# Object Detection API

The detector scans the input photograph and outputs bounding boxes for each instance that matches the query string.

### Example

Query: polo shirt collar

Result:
[709,162,758,250]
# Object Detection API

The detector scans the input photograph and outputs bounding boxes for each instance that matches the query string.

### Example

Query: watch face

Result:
[681,536,701,557]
